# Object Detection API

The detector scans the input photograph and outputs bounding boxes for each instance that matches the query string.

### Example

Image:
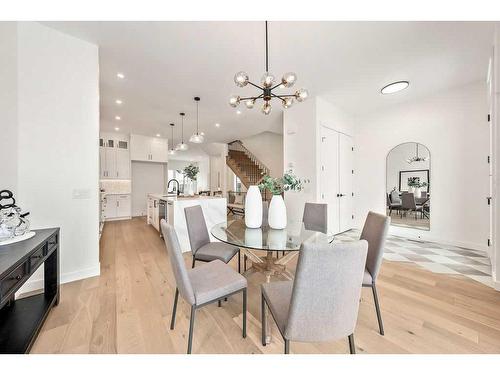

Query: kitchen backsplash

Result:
[100,179,132,194]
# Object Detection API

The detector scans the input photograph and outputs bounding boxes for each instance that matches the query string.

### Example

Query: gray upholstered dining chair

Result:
[401,192,424,219]
[161,219,247,354]
[302,202,328,234]
[185,205,241,272]
[359,211,390,336]
[261,239,368,354]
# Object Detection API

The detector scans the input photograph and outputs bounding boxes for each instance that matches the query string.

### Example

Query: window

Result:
[234,176,242,192]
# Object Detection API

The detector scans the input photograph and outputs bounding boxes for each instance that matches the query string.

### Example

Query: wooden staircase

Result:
[226,140,270,191]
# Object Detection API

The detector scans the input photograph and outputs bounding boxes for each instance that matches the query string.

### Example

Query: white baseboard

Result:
[16,263,101,296]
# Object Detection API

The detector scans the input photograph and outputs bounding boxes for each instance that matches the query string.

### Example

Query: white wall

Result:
[0,22,18,194]
[131,162,167,216]
[240,131,284,178]
[14,22,100,290]
[283,96,355,223]
[355,81,489,251]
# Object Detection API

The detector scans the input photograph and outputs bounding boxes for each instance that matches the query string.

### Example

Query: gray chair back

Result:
[284,240,368,342]
[401,192,416,210]
[160,219,196,306]
[302,203,328,234]
[262,200,269,227]
[184,205,210,255]
[360,211,390,282]
[390,190,401,204]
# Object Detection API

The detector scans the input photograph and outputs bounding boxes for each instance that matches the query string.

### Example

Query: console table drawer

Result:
[30,245,45,271]
[0,262,27,298]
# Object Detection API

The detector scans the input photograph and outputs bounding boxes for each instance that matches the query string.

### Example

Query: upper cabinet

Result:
[130,134,168,163]
[100,133,131,180]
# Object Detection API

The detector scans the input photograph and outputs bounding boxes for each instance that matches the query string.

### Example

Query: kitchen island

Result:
[147,194,227,252]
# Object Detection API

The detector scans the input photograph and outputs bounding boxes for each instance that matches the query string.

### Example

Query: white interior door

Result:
[338,133,354,232]
[320,126,340,234]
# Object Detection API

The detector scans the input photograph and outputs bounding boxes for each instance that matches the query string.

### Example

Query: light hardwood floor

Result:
[31,217,500,354]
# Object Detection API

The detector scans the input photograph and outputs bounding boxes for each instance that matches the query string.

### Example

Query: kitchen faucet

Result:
[167,179,180,196]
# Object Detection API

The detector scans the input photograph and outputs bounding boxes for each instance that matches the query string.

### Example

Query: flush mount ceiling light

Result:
[114,127,120,131]
[115,116,121,120]
[381,81,409,95]
[215,123,221,128]
[189,97,205,144]
[168,123,177,155]
[229,21,308,115]
[115,99,123,105]
[176,112,189,151]
[406,143,427,164]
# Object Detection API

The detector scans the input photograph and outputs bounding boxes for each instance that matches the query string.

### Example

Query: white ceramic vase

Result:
[414,187,421,198]
[187,180,194,196]
[245,185,263,228]
[408,186,415,193]
[269,194,287,229]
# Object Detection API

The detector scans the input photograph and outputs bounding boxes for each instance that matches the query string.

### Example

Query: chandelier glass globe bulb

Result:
[261,72,275,88]
[245,99,255,109]
[281,72,297,88]
[282,97,294,109]
[168,148,177,156]
[261,102,272,115]
[234,71,249,87]
[295,88,309,102]
[229,95,240,108]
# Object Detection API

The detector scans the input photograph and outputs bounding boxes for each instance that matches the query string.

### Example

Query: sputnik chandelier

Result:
[229,21,309,115]
[406,143,428,164]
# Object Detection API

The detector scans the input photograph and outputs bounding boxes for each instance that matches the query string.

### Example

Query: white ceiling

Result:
[43,21,494,144]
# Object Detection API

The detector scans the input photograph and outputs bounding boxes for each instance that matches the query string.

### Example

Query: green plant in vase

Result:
[258,170,309,229]
[182,163,199,196]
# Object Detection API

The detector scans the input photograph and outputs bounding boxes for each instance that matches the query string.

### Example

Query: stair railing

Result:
[228,140,270,178]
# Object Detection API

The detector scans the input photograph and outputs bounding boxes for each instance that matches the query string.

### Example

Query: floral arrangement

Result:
[182,163,200,181]
[258,170,309,195]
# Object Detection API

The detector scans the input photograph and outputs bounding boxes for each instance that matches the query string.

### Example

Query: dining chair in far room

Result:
[244,200,269,272]
[387,192,402,217]
[161,220,247,354]
[302,202,328,234]
[401,192,424,219]
[184,205,241,272]
[261,240,368,354]
[359,211,390,335]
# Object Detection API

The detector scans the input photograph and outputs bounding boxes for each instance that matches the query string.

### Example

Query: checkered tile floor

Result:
[333,230,494,289]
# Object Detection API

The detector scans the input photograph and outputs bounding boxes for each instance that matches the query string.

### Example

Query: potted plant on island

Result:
[258,170,309,229]
[182,163,200,196]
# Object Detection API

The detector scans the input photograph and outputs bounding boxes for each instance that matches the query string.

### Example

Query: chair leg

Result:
[218,300,222,307]
[238,250,241,273]
[261,293,266,346]
[348,334,356,354]
[191,257,196,268]
[242,288,247,338]
[170,288,179,330]
[372,283,385,335]
[284,339,290,354]
[244,254,247,272]
[187,306,196,354]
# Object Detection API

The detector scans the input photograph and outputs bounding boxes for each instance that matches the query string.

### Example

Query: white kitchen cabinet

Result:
[130,134,168,163]
[115,149,130,179]
[100,134,130,179]
[103,194,131,220]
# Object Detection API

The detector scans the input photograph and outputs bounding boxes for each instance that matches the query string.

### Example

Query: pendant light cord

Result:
[196,100,199,134]
[265,21,269,73]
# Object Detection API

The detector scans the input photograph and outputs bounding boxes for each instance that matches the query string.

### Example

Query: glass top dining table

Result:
[210,218,334,280]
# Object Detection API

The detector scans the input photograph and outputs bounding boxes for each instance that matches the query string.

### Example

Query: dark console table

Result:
[0,228,60,353]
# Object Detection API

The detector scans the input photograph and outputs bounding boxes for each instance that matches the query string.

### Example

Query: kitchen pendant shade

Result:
[190,96,205,144]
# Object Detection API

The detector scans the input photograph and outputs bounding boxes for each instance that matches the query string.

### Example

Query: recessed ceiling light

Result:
[200,132,205,136]
[114,127,120,131]
[156,133,161,137]
[215,123,221,128]
[115,116,121,120]
[236,110,241,115]
[116,73,125,79]
[115,99,123,105]
[381,81,409,95]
